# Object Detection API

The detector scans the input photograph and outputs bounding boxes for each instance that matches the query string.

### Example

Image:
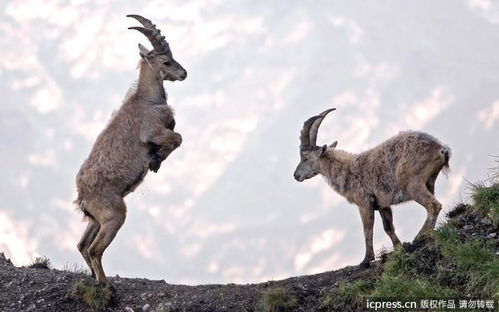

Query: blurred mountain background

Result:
[0,0,498,284]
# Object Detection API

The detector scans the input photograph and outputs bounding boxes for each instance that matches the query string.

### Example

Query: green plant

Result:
[28,256,51,269]
[382,247,417,276]
[437,234,499,299]
[71,279,114,311]
[372,274,456,298]
[471,182,499,227]
[262,287,297,312]
[61,262,90,274]
[321,280,374,312]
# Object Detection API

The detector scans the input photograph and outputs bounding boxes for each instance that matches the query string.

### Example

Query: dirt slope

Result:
[0,252,378,312]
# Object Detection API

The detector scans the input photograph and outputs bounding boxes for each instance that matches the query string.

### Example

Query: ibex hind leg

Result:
[84,196,126,286]
[77,217,100,277]
[408,183,442,240]
[378,207,401,248]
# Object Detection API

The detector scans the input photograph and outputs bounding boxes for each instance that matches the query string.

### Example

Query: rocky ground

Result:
[1,180,497,312]
[0,252,379,312]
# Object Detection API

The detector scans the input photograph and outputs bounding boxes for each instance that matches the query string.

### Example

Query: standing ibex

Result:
[294,108,450,268]
[74,15,186,285]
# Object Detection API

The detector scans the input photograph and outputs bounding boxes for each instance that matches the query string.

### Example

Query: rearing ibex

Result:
[74,15,186,285]
[294,108,450,268]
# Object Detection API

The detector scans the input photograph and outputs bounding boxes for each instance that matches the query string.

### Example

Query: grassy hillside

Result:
[320,178,499,312]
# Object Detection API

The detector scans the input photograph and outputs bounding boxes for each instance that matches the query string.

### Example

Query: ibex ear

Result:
[319,144,328,158]
[138,43,150,59]
[319,142,337,158]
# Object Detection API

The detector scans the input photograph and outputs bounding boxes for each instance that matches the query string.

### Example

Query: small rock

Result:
[463,225,473,231]
[485,233,497,239]
[124,307,134,312]
[142,303,151,311]
[481,217,492,225]
[296,283,307,290]
[158,292,166,297]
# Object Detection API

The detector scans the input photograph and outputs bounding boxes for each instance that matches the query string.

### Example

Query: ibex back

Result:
[294,109,450,268]
[74,15,186,286]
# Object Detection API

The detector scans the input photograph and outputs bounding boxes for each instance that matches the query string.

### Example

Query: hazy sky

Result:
[1,0,498,284]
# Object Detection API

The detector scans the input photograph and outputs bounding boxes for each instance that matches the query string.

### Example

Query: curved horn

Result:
[309,108,336,147]
[127,14,156,29]
[127,14,170,53]
[300,116,323,149]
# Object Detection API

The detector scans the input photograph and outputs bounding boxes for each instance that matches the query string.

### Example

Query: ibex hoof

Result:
[149,161,161,172]
[358,260,371,269]
[413,231,434,245]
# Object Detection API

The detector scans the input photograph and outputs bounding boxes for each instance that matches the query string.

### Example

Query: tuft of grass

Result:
[71,279,114,311]
[471,182,499,227]
[320,280,374,312]
[371,245,456,299]
[436,181,499,300]
[446,202,469,219]
[61,262,90,275]
[381,247,416,276]
[476,259,499,300]
[372,275,456,298]
[437,228,499,300]
[28,256,51,269]
[262,287,297,312]
[435,225,459,243]
[493,157,499,182]
[446,240,493,271]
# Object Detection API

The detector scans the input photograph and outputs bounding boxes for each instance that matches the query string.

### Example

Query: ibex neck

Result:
[136,61,166,104]
[320,150,354,195]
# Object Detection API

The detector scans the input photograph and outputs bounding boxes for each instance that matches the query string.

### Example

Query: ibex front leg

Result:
[358,204,375,269]
[143,128,182,172]
[141,128,182,151]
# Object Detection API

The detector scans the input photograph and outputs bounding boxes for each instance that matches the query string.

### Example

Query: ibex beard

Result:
[294,108,451,269]
[74,15,186,286]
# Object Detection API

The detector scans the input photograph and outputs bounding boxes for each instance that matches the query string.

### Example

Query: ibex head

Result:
[127,14,187,81]
[294,108,337,182]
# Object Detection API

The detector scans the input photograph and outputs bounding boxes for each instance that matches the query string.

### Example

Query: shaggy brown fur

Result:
[294,109,451,268]
[74,15,187,286]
